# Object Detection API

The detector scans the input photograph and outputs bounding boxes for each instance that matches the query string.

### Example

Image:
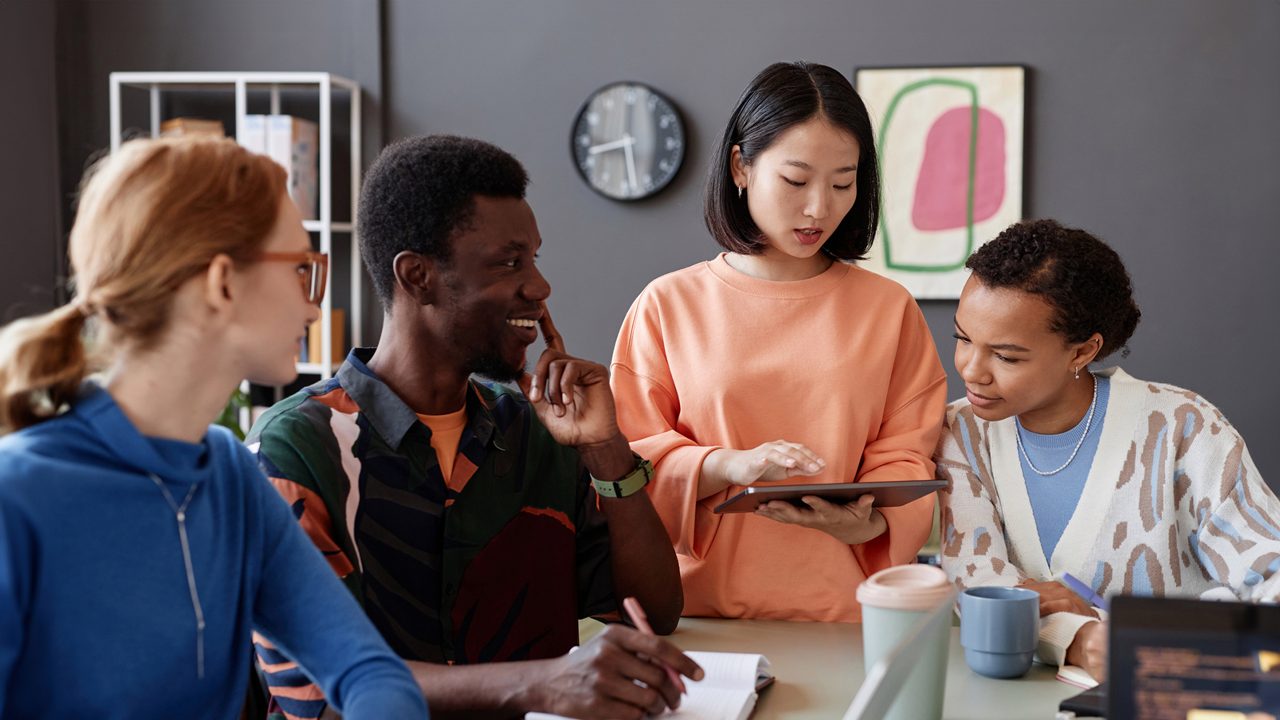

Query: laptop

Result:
[841,590,957,720]
[1103,596,1280,719]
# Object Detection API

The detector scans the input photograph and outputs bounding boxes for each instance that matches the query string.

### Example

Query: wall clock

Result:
[571,81,685,201]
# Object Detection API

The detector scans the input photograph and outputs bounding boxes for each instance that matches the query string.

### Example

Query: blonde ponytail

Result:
[0,136,285,434]
[0,302,93,433]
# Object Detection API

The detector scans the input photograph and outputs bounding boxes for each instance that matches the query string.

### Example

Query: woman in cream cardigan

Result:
[936,219,1280,682]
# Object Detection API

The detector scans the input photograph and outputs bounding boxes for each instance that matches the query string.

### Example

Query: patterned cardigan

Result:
[936,367,1280,666]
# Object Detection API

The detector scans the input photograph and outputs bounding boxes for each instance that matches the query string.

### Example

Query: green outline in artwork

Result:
[877,78,979,272]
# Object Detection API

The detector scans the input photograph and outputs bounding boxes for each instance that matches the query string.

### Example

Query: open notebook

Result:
[1056,663,1099,689]
[527,651,772,720]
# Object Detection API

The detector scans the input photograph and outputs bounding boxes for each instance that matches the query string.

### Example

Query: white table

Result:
[585,617,1083,719]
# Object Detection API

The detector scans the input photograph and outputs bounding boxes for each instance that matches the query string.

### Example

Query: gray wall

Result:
[1,0,61,319]
[384,0,1280,484]
[38,1,1280,485]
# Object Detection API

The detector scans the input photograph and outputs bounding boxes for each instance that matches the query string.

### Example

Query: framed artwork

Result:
[854,65,1025,299]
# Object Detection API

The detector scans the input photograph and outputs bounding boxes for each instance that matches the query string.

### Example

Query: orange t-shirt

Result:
[611,254,947,622]
[417,406,467,488]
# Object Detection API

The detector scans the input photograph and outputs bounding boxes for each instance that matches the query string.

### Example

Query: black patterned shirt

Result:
[246,349,616,720]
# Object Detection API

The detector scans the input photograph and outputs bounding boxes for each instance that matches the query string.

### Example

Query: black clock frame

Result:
[569,80,687,203]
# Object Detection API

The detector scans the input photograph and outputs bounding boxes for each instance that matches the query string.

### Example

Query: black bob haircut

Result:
[966,219,1142,361]
[703,62,881,261]
[358,134,529,309]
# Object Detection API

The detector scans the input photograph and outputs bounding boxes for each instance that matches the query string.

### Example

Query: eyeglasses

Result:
[254,251,329,305]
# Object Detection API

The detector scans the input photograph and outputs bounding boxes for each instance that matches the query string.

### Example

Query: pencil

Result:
[622,596,687,695]
[1061,573,1109,612]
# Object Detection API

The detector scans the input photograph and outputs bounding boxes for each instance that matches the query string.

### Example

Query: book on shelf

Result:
[266,114,319,220]
[301,308,344,366]
[527,651,772,720]
[239,114,268,155]
[160,117,224,138]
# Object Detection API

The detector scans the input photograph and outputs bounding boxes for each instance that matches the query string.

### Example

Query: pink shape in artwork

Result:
[911,106,1006,231]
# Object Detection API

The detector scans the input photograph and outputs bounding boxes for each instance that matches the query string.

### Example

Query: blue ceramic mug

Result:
[958,586,1040,678]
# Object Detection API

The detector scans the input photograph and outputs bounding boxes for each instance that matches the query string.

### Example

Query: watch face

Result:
[571,82,685,201]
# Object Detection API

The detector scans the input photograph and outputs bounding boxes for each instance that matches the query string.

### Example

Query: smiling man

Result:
[246,135,697,720]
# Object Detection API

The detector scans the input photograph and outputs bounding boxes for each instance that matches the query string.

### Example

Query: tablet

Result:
[712,479,946,514]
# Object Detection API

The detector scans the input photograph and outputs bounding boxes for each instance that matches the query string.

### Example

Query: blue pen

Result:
[1061,572,1109,612]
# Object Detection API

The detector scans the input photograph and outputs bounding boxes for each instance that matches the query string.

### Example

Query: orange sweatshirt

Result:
[611,254,946,622]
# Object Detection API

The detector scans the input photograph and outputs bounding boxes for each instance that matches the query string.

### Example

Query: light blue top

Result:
[0,384,428,719]
[1018,375,1111,562]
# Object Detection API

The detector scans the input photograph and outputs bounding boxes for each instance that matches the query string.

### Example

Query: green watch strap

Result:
[591,457,653,499]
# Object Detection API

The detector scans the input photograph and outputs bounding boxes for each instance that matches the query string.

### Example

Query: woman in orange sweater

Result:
[611,62,947,622]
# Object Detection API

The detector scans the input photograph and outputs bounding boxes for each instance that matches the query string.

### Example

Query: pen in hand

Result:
[622,596,688,696]
[1061,572,1109,612]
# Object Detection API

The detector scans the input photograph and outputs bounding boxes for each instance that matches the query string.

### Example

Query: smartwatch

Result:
[591,457,653,499]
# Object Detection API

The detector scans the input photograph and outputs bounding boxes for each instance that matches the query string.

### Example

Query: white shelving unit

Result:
[108,71,362,380]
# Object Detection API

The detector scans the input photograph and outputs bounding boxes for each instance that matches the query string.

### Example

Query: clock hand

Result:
[587,136,636,155]
[622,139,639,192]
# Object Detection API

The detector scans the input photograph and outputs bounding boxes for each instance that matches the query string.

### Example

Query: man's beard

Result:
[469,351,524,383]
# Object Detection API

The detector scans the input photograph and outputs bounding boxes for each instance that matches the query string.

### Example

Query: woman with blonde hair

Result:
[0,137,428,719]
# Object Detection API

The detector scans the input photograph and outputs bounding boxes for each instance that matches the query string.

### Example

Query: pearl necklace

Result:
[1015,373,1098,476]
[149,473,206,678]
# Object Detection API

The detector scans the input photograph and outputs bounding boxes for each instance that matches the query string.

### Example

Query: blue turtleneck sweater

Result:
[0,385,428,719]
